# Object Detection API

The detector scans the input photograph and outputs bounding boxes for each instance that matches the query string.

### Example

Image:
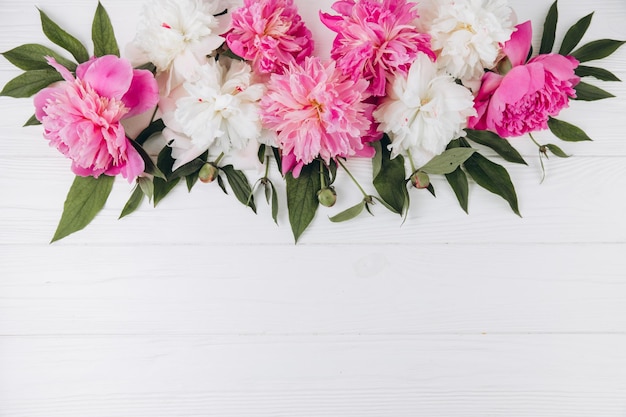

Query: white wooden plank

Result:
[1,334,625,417]
[1,244,625,335]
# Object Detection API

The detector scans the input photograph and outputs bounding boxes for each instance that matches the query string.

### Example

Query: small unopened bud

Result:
[198,163,217,183]
[317,187,337,207]
[411,171,430,189]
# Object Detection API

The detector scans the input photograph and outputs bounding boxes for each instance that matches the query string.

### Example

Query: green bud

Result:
[411,171,430,189]
[317,187,337,207]
[198,163,218,183]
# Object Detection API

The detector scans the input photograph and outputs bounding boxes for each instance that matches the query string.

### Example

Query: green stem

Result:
[337,159,368,198]
[214,152,225,166]
[319,160,326,189]
[264,156,270,179]
[528,132,542,148]
[149,106,158,124]
[406,149,418,174]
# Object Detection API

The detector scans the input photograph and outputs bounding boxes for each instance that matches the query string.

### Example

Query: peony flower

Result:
[469,21,580,137]
[34,55,159,181]
[128,0,233,93]
[417,0,516,86]
[226,0,314,75]
[261,57,374,177]
[374,54,476,166]
[160,57,265,170]
[320,0,435,97]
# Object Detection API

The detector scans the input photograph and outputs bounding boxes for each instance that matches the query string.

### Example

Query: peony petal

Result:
[33,87,59,121]
[79,55,133,99]
[115,141,145,182]
[121,69,159,118]
[503,21,532,67]
[45,56,74,82]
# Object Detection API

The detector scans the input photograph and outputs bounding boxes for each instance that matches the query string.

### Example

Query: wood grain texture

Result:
[0,0,625,416]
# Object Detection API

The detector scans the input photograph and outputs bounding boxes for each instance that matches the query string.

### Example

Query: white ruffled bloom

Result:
[373,54,477,166]
[417,0,516,85]
[164,57,265,170]
[128,0,234,93]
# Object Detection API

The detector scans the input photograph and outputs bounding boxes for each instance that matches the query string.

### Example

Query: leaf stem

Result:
[528,132,541,148]
[336,158,368,199]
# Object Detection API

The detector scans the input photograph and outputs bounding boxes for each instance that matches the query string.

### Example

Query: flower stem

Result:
[264,156,270,179]
[149,106,159,124]
[214,152,225,166]
[406,149,418,174]
[319,160,326,189]
[337,158,368,199]
[528,132,541,148]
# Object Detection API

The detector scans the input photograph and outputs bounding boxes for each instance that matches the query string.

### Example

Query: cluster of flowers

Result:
[1,0,622,241]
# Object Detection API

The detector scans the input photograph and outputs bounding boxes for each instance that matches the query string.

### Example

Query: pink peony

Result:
[320,0,435,96]
[469,21,580,137]
[261,57,374,177]
[34,55,159,181]
[226,0,314,75]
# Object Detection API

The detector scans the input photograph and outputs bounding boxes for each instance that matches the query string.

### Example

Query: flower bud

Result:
[411,171,430,189]
[198,163,218,183]
[317,187,337,207]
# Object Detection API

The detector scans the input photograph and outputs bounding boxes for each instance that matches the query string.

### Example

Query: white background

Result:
[1,0,625,415]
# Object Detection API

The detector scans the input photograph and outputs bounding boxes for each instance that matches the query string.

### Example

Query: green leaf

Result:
[128,139,166,180]
[134,119,165,145]
[464,153,520,216]
[419,148,476,175]
[445,168,469,214]
[217,174,227,194]
[257,144,266,164]
[222,165,256,213]
[2,43,77,71]
[39,8,90,63]
[575,66,621,82]
[269,181,279,225]
[574,81,615,101]
[371,138,383,179]
[186,172,200,192]
[571,39,625,62]
[119,185,145,219]
[547,117,593,142]
[539,1,559,54]
[92,1,119,57]
[137,176,154,201]
[271,146,283,175]
[373,136,408,215]
[329,201,365,223]
[51,175,115,242]
[170,158,205,180]
[545,144,570,158]
[0,69,62,98]
[559,12,593,55]
[286,161,321,242]
[465,129,527,165]
[23,114,41,127]
[152,146,179,206]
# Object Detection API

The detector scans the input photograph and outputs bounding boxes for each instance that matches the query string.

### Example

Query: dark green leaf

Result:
[92,2,119,57]
[0,69,62,98]
[2,43,77,71]
[575,66,621,81]
[328,159,338,185]
[23,114,41,126]
[51,175,115,242]
[465,129,527,165]
[464,153,520,216]
[419,148,475,175]
[286,161,321,242]
[270,182,279,225]
[129,139,166,179]
[271,146,283,175]
[186,172,200,192]
[170,158,205,180]
[547,117,592,142]
[119,185,145,219]
[264,181,272,204]
[134,119,165,145]
[137,176,154,201]
[559,12,593,55]
[539,1,559,54]
[222,165,256,213]
[426,183,436,197]
[445,167,469,214]
[372,139,383,179]
[135,62,156,73]
[571,39,625,62]
[257,144,266,164]
[153,177,180,206]
[39,8,90,63]
[156,144,175,176]
[545,143,570,158]
[329,201,365,223]
[574,81,615,101]
[217,174,227,194]
[373,136,408,215]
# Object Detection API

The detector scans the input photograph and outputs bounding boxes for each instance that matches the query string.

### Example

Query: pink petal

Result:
[33,87,58,121]
[121,69,159,118]
[503,21,533,67]
[115,141,145,182]
[79,55,133,99]
[45,56,74,82]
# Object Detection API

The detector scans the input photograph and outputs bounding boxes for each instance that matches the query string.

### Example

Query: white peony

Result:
[128,0,235,93]
[373,54,477,167]
[162,57,265,170]
[417,0,516,86]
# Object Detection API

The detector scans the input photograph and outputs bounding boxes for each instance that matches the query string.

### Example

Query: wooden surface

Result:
[1,0,625,415]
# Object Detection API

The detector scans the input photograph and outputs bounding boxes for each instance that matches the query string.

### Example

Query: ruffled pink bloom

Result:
[469,21,580,137]
[261,57,374,177]
[34,55,159,181]
[320,0,435,96]
[226,0,314,75]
